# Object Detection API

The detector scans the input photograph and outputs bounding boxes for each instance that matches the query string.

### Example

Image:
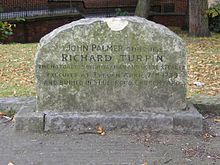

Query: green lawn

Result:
[0,31,219,98]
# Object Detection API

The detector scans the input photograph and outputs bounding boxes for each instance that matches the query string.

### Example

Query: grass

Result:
[0,43,36,97]
[182,32,220,97]
[0,30,219,98]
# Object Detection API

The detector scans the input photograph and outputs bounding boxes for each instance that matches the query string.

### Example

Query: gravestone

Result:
[17,16,202,133]
[36,17,187,113]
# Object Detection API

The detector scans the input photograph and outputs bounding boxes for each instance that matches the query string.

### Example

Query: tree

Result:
[135,0,151,18]
[189,0,211,37]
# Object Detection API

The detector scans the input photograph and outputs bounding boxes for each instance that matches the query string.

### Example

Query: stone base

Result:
[0,97,35,112]
[15,105,44,133]
[190,94,220,115]
[15,104,203,134]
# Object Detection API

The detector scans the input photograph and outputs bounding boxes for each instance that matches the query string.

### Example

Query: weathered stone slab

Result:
[35,17,187,113]
[190,94,220,115]
[44,112,173,133]
[14,102,202,133]
[44,105,202,133]
[15,105,44,133]
[173,103,203,133]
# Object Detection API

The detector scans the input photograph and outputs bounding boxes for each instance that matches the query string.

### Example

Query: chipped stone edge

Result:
[14,103,203,134]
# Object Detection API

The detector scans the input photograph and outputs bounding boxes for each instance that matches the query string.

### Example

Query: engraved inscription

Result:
[37,44,185,88]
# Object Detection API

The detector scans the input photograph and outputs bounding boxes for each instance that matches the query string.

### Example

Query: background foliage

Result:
[0,21,15,43]
[207,4,220,32]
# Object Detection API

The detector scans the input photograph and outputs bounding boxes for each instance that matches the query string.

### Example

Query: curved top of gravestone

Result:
[37,17,183,49]
[35,16,187,113]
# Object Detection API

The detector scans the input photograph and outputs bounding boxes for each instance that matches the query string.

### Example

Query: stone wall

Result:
[150,15,186,28]
[1,0,137,11]
[1,0,188,12]
[5,14,83,43]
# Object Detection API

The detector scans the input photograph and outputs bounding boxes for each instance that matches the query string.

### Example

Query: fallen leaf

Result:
[8,162,15,165]
[203,133,213,139]
[100,132,105,136]
[214,118,220,122]
[0,112,6,117]
[97,126,105,136]
[13,90,17,96]
[142,162,148,165]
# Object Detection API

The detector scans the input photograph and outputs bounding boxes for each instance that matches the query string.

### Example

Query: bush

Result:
[115,8,128,16]
[207,4,220,33]
[0,21,15,43]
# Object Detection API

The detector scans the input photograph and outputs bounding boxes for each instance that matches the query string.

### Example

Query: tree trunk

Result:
[189,0,210,37]
[135,0,151,18]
